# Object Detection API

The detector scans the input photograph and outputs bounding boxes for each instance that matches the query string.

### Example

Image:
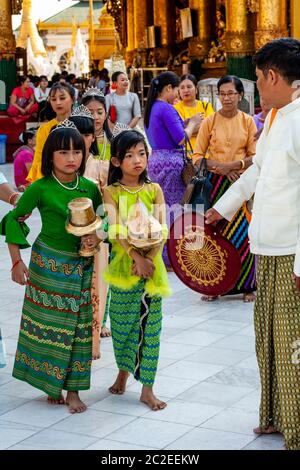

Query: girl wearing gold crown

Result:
[27,82,76,183]
[0,122,102,414]
[103,130,171,411]
[69,104,112,359]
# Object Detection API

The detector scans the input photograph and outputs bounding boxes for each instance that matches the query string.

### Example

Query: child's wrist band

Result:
[11,259,22,271]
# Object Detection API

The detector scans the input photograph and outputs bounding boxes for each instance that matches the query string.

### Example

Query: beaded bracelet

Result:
[8,192,19,205]
[11,259,22,271]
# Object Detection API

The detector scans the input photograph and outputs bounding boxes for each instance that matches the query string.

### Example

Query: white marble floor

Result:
[0,163,284,450]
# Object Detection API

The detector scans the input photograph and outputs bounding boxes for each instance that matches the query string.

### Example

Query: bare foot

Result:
[66,391,87,414]
[201,295,219,302]
[140,386,167,411]
[109,370,130,395]
[100,326,111,338]
[253,425,278,435]
[47,395,65,405]
[244,292,256,303]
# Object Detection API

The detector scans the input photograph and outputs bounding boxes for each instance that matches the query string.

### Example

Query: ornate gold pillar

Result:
[291,0,300,40]
[153,0,170,47]
[133,0,148,50]
[255,0,288,50]
[189,0,214,59]
[126,0,135,51]
[0,0,16,56]
[0,0,18,111]
[225,0,254,57]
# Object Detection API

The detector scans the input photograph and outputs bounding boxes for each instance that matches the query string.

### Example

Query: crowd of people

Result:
[1,37,300,449]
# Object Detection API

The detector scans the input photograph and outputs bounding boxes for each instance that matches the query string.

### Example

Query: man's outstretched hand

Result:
[205,208,223,225]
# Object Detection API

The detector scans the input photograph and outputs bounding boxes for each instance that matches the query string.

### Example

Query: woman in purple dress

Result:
[144,72,200,267]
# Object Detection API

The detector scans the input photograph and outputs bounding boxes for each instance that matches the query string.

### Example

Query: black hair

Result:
[40,75,48,82]
[18,76,28,86]
[144,71,180,128]
[179,74,198,99]
[108,130,150,185]
[81,93,112,141]
[69,115,98,156]
[41,127,86,177]
[32,76,41,85]
[111,71,126,83]
[67,74,76,82]
[180,74,198,87]
[217,75,244,97]
[20,128,36,145]
[253,38,300,84]
[61,71,69,77]
[49,82,76,100]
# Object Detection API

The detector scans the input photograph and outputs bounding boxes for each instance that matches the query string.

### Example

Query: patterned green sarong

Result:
[13,239,93,399]
[109,280,162,386]
[255,255,300,450]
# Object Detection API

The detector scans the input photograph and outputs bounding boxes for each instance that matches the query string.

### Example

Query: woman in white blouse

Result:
[105,71,141,128]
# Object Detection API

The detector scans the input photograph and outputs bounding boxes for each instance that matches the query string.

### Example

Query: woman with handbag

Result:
[105,71,141,128]
[144,71,201,268]
[174,74,214,149]
[193,75,257,302]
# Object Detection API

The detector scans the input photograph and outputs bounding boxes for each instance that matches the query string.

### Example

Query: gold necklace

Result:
[118,181,145,195]
[219,112,237,148]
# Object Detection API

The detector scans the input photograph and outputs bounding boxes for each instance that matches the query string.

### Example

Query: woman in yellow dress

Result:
[174,74,214,150]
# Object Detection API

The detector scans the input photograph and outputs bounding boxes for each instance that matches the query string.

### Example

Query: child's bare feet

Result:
[66,391,87,413]
[109,370,130,394]
[47,395,65,405]
[140,386,167,411]
[101,326,111,337]
[253,425,278,435]
[201,295,219,302]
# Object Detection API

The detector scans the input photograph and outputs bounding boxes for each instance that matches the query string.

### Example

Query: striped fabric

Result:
[148,149,186,267]
[109,280,162,386]
[208,173,256,294]
[12,239,93,399]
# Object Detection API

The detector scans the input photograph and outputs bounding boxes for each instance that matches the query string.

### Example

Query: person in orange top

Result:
[27,82,75,183]
[193,75,257,303]
[174,74,214,149]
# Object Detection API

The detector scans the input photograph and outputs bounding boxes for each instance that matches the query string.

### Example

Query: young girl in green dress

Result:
[103,130,171,411]
[0,122,102,413]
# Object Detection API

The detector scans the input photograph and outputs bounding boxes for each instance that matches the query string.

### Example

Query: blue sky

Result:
[12,0,79,29]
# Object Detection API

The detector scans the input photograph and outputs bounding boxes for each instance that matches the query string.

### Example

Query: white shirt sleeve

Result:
[0,172,8,185]
[213,128,266,221]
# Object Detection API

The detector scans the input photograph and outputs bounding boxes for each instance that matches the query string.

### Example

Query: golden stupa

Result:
[17,0,47,57]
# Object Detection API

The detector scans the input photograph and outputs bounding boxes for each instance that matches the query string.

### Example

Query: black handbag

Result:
[181,157,212,212]
[181,134,197,187]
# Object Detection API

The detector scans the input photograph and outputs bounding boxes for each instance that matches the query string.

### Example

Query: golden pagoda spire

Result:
[17,0,47,56]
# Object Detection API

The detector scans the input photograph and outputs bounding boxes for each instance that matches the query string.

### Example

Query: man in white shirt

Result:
[206,38,300,450]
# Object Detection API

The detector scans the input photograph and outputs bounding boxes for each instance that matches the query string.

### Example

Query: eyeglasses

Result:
[217,92,239,99]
